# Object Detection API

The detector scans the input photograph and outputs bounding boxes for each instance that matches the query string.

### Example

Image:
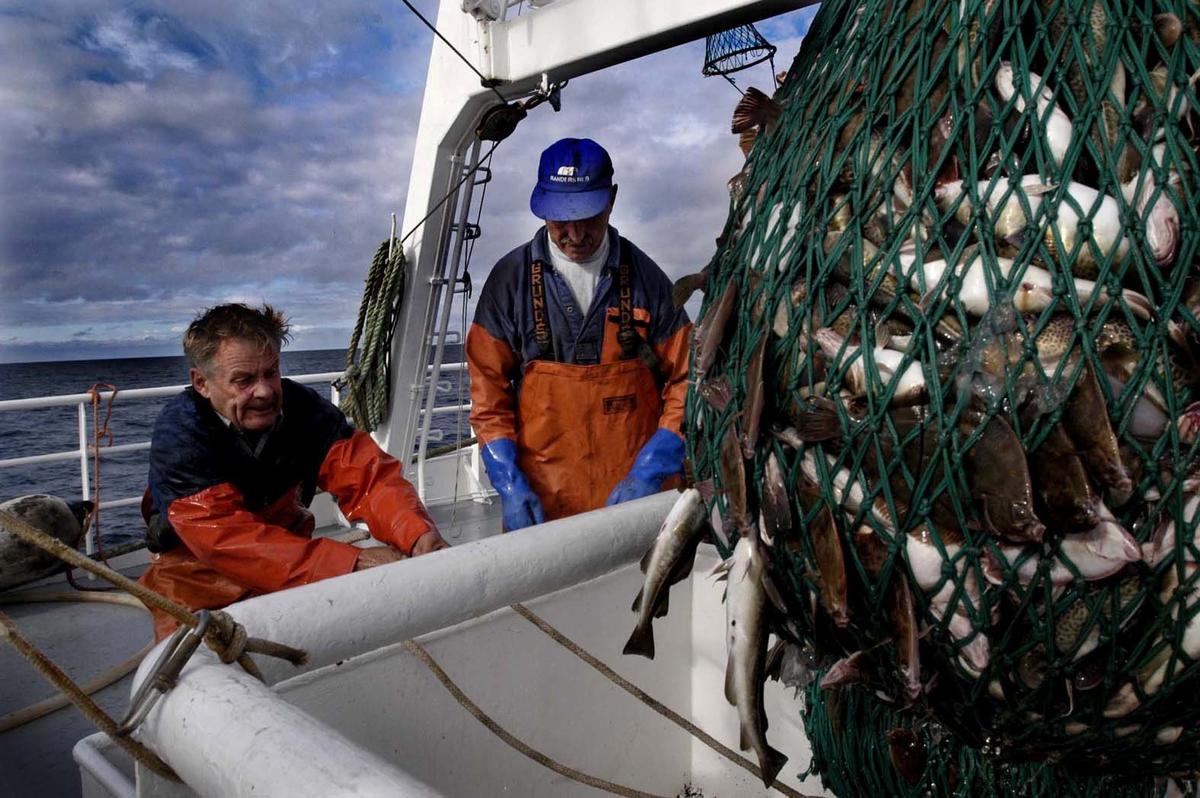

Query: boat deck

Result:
[0,496,503,798]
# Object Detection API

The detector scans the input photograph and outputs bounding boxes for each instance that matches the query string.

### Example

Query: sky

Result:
[0,0,818,364]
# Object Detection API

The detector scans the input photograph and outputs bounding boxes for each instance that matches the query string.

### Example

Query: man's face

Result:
[545,194,615,262]
[192,338,283,433]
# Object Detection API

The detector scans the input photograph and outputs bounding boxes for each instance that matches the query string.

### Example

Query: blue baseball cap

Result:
[530,138,614,221]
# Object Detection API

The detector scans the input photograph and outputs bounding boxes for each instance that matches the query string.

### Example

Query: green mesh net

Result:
[688,0,1200,787]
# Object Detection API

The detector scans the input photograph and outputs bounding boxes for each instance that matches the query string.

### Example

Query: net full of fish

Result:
[623,0,1200,786]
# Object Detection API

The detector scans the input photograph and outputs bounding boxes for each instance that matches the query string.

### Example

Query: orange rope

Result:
[87,382,117,562]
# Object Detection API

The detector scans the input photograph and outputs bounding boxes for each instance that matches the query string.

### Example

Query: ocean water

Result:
[0,347,471,547]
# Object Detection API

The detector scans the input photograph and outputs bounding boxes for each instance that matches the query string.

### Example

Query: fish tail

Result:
[757,746,789,789]
[622,622,655,660]
[731,87,781,134]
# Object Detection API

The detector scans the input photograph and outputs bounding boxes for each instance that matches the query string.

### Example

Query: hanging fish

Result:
[741,334,768,459]
[672,267,708,310]
[723,534,789,788]
[694,278,738,379]
[623,488,709,659]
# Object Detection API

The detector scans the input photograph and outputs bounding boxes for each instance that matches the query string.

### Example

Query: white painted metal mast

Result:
[376,0,807,468]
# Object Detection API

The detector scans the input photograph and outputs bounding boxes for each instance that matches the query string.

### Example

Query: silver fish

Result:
[724,535,788,787]
[624,488,708,659]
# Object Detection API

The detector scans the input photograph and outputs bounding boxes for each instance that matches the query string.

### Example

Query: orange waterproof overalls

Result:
[468,238,691,521]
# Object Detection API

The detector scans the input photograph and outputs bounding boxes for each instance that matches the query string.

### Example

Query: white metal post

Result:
[77,401,95,556]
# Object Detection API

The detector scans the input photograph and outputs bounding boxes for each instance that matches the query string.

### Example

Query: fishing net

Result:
[687,0,1200,789]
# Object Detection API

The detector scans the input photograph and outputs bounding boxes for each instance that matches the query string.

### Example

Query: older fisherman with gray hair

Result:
[138,302,445,640]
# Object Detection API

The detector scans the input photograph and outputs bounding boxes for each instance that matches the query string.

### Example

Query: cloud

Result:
[0,0,813,363]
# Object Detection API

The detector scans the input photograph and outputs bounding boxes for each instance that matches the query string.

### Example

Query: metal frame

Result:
[379,0,808,483]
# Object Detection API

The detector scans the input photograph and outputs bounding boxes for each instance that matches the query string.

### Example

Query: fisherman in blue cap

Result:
[467,138,692,530]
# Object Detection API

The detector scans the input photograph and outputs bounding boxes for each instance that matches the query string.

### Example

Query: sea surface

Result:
[0,347,471,547]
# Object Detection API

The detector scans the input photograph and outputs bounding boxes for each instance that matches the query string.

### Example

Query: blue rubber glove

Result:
[606,429,686,506]
[480,439,546,531]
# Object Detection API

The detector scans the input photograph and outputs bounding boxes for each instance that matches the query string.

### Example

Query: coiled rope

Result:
[340,235,405,431]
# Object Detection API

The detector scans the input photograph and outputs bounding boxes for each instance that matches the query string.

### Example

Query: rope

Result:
[0,590,153,733]
[0,507,307,676]
[87,382,117,562]
[397,0,508,102]
[510,603,820,798]
[0,609,177,781]
[341,237,405,431]
[402,638,666,798]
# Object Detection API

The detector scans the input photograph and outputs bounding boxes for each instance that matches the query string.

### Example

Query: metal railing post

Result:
[78,401,95,556]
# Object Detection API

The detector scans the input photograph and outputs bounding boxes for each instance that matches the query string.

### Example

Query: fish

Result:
[933,179,1140,279]
[719,420,750,535]
[624,488,709,659]
[1052,572,1143,660]
[809,493,849,627]
[994,62,1072,168]
[1142,477,1199,568]
[961,408,1045,543]
[1037,0,1124,166]
[819,650,871,688]
[694,278,738,378]
[813,327,929,406]
[853,526,921,702]
[984,501,1141,586]
[885,727,927,787]
[899,245,1154,321]
[760,451,792,545]
[1061,359,1134,505]
[723,535,789,788]
[731,86,782,136]
[698,374,733,412]
[1022,417,1100,530]
[771,280,807,339]
[741,334,768,459]
[672,268,708,309]
[0,495,93,590]
[1155,12,1183,48]
[1120,170,1181,269]
[1104,562,1200,717]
